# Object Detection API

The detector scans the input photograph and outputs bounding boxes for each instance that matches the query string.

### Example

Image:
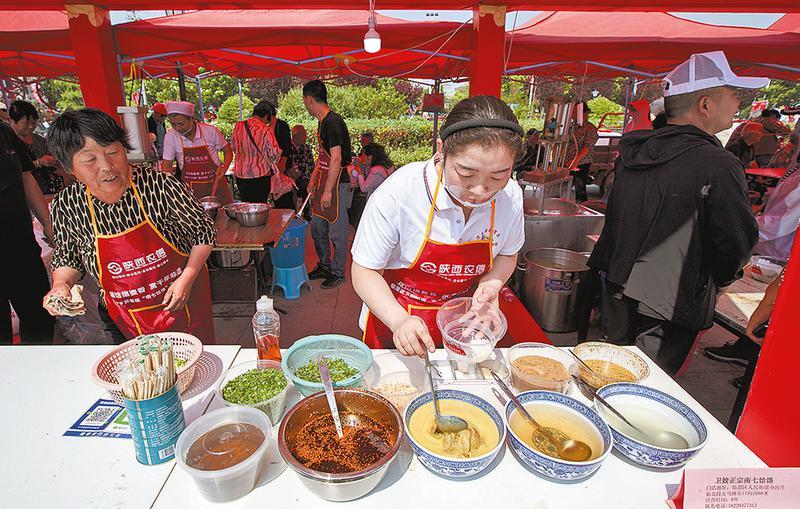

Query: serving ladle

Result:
[318,355,345,438]
[423,350,468,433]
[491,372,592,462]
[571,374,689,450]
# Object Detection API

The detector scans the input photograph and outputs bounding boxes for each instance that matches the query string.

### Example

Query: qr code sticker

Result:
[158,444,176,461]
[84,405,120,426]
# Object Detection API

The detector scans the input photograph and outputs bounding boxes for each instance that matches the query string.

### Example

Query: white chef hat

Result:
[165,100,195,117]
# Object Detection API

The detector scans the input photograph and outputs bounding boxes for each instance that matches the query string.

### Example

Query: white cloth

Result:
[162,123,227,169]
[352,158,525,329]
[755,169,800,260]
[165,100,195,117]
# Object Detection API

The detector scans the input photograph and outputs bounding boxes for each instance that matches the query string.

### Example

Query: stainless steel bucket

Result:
[522,248,589,332]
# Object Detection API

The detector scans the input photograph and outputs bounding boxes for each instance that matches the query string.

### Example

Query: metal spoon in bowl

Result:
[423,350,468,433]
[318,355,344,438]
[491,371,592,462]
[571,374,689,450]
[569,348,597,374]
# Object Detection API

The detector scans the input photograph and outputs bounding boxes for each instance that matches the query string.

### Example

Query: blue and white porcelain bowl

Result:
[595,383,708,469]
[504,391,613,481]
[404,389,506,478]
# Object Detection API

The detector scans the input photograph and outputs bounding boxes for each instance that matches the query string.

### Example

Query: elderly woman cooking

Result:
[43,108,217,344]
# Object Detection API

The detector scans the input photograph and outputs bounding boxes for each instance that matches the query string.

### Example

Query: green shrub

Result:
[216,96,254,137]
[587,96,624,129]
[278,82,408,121]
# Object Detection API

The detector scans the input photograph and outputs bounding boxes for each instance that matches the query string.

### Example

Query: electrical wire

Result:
[504,10,519,73]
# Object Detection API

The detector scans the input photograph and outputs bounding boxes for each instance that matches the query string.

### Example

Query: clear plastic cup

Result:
[436,297,507,363]
[176,406,272,503]
[508,342,577,394]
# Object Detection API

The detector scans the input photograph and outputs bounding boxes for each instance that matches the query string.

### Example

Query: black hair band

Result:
[440,118,524,141]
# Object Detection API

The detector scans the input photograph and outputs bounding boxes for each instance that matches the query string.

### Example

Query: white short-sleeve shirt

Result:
[351,158,525,328]
[162,123,228,168]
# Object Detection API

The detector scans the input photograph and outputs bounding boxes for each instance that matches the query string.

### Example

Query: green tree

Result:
[142,72,245,110]
[759,80,800,109]
[216,95,254,138]
[278,80,408,121]
[39,79,84,111]
[587,96,624,128]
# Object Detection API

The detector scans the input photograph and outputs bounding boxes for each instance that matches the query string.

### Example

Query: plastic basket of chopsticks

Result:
[91,332,203,405]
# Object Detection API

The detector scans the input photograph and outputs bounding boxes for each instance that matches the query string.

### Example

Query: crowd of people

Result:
[1,52,797,385]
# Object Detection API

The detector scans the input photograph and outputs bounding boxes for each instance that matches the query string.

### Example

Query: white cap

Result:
[663,51,769,97]
[256,295,273,312]
[165,100,195,117]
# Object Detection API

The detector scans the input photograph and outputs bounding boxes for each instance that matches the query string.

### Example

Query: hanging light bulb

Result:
[364,13,381,54]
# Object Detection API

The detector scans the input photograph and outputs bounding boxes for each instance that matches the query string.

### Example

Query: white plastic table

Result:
[154,347,766,509]
[0,344,241,508]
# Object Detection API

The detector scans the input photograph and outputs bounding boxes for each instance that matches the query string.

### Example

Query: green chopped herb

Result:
[294,357,359,383]
[222,368,287,405]
[174,357,187,369]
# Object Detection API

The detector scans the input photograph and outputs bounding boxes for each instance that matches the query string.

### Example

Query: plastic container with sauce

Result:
[508,342,577,394]
[176,407,272,503]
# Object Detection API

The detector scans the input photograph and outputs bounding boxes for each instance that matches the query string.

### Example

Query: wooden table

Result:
[714,272,768,336]
[745,167,786,180]
[213,208,295,251]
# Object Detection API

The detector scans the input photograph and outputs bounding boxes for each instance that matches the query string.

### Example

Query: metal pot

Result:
[521,248,589,332]
[234,203,271,227]
[223,201,242,220]
[278,389,404,502]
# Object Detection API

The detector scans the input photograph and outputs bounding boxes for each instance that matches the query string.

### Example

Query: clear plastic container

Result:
[253,295,281,362]
[436,297,507,363]
[216,360,290,425]
[364,352,426,414]
[176,406,272,503]
[507,342,577,393]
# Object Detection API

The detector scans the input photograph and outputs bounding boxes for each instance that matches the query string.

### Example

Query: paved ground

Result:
[212,227,747,429]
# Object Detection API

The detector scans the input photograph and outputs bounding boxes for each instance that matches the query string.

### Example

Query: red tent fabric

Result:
[506,11,800,79]
[768,13,800,31]
[0,10,70,51]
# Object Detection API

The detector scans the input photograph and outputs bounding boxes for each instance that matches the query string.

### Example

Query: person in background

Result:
[1,119,54,344]
[0,103,10,125]
[753,109,791,167]
[291,124,315,217]
[264,101,293,176]
[9,100,69,195]
[566,102,599,202]
[768,131,798,168]
[589,51,762,375]
[349,132,377,228]
[513,128,542,178]
[230,100,290,207]
[350,143,392,201]
[161,100,234,204]
[360,132,375,153]
[147,102,167,159]
[45,108,216,344]
[303,79,353,290]
[726,121,766,168]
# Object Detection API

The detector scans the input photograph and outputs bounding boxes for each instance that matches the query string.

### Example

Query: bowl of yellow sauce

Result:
[404,390,505,478]
[504,391,613,481]
[573,342,650,389]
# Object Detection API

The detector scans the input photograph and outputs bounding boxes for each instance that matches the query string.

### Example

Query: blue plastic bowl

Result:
[404,389,506,478]
[504,391,613,481]
[595,383,708,469]
[282,335,372,397]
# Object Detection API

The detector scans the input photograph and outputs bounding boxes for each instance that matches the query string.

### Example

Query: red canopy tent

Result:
[505,11,800,79]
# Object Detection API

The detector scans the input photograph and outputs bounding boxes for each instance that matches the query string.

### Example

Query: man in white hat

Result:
[161,100,234,203]
[589,51,764,375]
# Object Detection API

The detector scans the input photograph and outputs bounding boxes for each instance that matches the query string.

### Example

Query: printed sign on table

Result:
[64,398,131,439]
[667,468,800,509]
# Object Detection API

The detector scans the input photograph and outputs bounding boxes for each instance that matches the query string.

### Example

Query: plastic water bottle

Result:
[253,295,281,362]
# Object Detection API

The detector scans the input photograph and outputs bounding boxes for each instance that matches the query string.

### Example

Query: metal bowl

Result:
[278,389,404,502]
[234,203,271,227]
[223,201,242,220]
[200,196,220,220]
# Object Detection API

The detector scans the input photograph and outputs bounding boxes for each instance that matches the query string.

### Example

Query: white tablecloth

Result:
[0,345,241,508]
[154,347,765,509]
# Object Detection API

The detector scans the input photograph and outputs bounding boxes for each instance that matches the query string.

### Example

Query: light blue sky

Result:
[110,10,783,29]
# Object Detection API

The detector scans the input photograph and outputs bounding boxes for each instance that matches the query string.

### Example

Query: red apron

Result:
[310,130,340,223]
[88,180,216,343]
[363,166,496,349]
[180,125,233,205]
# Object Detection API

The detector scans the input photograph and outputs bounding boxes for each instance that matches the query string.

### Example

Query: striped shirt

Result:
[231,118,281,179]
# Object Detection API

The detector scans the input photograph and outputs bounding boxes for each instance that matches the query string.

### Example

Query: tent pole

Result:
[195,78,205,120]
[176,62,187,101]
[1,79,9,106]
[140,78,147,106]
[432,79,440,156]
[622,77,632,134]
[238,79,243,121]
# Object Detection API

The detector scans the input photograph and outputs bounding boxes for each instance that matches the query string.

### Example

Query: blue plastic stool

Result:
[269,218,311,300]
[271,263,312,300]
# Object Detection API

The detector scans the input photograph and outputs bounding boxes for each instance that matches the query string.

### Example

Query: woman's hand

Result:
[42,282,72,316]
[321,189,333,209]
[162,273,196,312]
[459,283,503,338]
[745,299,774,344]
[393,315,436,357]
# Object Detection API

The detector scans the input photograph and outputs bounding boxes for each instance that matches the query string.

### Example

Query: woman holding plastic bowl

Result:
[351,96,525,356]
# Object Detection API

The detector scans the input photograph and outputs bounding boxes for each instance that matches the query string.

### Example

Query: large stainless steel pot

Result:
[522,248,589,332]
